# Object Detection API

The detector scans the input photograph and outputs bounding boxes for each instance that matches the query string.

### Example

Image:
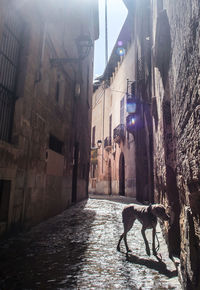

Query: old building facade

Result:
[89,0,154,202]
[89,12,137,198]
[0,0,99,235]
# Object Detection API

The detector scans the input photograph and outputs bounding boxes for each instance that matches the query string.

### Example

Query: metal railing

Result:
[113,124,125,144]
[0,86,15,141]
[0,11,23,142]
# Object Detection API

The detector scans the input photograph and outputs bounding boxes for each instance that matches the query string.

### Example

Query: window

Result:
[131,82,136,98]
[137,57,144,81]
[92,126,96,147]
[120,97,124,124]
[109,114,112,144]
[0,12,23,142]
[49,134,64,154]
[55,81,60,103]
[91,164,96,178]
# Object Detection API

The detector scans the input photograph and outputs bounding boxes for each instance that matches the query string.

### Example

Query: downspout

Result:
[102,0,108,174]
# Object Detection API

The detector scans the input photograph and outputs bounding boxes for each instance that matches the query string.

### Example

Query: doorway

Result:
[0,180,11,228]
[119,153,125,196]
[108,159,112,195]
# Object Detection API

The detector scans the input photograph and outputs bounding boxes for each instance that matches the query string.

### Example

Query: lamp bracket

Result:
[50,58,81,67]
[50,34,93,67]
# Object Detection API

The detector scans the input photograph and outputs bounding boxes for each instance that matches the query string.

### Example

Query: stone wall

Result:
[152,0,200,288]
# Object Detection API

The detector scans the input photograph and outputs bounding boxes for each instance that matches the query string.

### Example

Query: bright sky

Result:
[94,0,128,79]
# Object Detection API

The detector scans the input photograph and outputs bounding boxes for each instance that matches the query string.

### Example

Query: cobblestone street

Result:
[0,195,181,289]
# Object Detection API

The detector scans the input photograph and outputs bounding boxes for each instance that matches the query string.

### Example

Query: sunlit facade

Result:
[89,12,137,198]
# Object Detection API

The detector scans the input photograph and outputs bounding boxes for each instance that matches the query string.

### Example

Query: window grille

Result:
[131,82,136,98]
[0,12,23,142]
[113,124,125,144]
[137,57,144,81]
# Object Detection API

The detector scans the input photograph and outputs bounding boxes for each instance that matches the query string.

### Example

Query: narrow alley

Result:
[0,1,200,288]
[0,196,180,290]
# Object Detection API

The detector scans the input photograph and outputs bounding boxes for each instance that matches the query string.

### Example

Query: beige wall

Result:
[89,41,137,197]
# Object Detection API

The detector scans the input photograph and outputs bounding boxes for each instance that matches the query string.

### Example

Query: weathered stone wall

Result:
[0,1,44,232]
[0,0,98,235]
[152,0,200,288]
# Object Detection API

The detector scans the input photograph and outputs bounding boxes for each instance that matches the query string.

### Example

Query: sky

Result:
[93,0,128,79]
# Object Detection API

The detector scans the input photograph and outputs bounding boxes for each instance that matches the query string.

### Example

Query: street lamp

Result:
[50,34,93,67]
[126,79,138,135]
[126,114,136,134]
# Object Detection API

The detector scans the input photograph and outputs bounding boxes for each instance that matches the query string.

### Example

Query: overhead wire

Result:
[93,87,127,107]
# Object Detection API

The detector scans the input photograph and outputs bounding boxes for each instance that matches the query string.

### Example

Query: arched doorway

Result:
[108,159,112,195]
[119,153,125,196]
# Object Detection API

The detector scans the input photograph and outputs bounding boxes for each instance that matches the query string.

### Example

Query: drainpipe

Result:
[102,0,108,175]
[105,0,108,66]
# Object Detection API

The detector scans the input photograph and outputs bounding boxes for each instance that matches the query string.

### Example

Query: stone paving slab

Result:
[0,195,181,289]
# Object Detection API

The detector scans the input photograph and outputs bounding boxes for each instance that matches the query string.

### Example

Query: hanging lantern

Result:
[126,98,137,113]
[126,113,136,134]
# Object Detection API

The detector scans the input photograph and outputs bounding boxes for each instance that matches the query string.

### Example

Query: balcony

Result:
[104,136,112,152]
[113,124,125,144]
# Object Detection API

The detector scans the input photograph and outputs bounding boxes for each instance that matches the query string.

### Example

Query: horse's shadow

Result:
[126,253,178,278]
